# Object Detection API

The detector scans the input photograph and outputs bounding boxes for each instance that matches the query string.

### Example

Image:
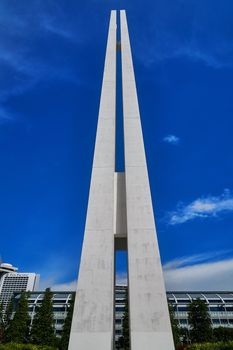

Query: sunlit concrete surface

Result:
[69,10,174,350]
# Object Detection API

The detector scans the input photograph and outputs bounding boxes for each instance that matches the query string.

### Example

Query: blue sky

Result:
[1,0,233,291]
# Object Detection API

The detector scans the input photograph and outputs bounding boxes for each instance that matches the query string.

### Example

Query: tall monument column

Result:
[120,10,175,350]
[68,10,175,350]
[68,11,117,349]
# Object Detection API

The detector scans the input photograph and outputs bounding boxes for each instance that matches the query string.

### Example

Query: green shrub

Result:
[188,341,233,350]
[0,343,57,350]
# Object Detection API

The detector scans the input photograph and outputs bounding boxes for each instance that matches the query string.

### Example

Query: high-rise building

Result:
[0,262,39,311]
[0,262,18,280]
[69,10,174,350]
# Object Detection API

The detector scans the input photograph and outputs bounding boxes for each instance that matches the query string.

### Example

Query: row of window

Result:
[178,319,233,325]
[175,306,233,312]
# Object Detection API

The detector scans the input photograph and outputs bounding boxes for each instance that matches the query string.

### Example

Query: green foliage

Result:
[122,289,130,350]
[188,299,213,343]
[30,288,55,346]
[0,299,13,343]
[213,327,233,342]
[59,295,75,350]
[188,341,233,350]
[179,327,191,345]
[0,343,57,350]
[168,303,180,345]
[6,292,30,343]
[5,300,14,330]
[0,303,5,343]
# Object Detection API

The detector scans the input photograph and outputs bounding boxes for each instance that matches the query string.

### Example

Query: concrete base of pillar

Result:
[131,332,175,350]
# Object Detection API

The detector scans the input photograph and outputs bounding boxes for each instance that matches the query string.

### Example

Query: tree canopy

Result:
[30,288,55,346]
[6,292,30,343]
[188,298,213,343]
[59,295,75,350]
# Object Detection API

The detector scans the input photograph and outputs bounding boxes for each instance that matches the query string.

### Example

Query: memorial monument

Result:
[68,10,175,350]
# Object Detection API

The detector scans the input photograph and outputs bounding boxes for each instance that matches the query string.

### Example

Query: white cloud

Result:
[39,15,75,41]
[36,254,78,291]
[150,46,233,70]
[116,272,127,286]
[163,253,233,291]
[40,252,233,292]
[163,134,180,145]
[168,189,233,225]
[173,46,232,69]
[51,280,77,291]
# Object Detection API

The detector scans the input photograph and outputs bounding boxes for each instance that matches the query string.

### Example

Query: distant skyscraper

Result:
[0,262,39,311]
[69,10,174,350]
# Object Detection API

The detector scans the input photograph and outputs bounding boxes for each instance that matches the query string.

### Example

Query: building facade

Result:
[168,291,233,329]
[14,287,126,340]
[0,262,39,312]
[13,288,233,343]
[0,263,18,280]
[14,291,74,337]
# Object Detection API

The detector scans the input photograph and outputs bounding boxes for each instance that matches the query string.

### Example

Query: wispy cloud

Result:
[0,107,16,123]
[39,15,75,41]
[0,1,80,120]
[50,280,77,292]
[173,46,232,69]
[48,274,128,292]
[135,7,233,71]
[163,251,229,270]
[144,46,233,70]
[116,272,127,286]
[168,189,233,225]
[37,254,78,291]
[163,134,180,145]
[164,252,233,290]
[40,251,233,291]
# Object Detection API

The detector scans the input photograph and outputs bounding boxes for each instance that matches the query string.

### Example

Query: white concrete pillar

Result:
[120,10,175,350]
[68,11,117,350]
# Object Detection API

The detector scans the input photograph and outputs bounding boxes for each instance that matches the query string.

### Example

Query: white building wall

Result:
[0,272,39,310]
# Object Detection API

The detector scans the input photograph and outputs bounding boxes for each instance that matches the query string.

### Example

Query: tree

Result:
[214,327,233,342]
[6,291,30,343]
[4,299,13,331]
[0,303,4,343]
[30,288,55,346]
[122,288,130,350]
[188,298,213,343]
[168,303,180,346]
[59,295,75,350]
[1,298,14,343]
[179,327,191,345]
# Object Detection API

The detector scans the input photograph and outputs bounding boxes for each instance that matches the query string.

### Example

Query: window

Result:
[221,319,228,324]
[179,319,187,325]
[212,319,220,324]
[56,319,64,324]
[53,307,65,312]
[115,307,125,312]
[225,307,233,311]
[178,306,188,311]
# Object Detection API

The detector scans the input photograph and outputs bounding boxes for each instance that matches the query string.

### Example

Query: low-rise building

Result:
[13,289,233,341]
[168,291,233,328]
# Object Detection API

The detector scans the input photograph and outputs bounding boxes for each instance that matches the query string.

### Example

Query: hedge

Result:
[188,341,233,350]
[0,344,57,350]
